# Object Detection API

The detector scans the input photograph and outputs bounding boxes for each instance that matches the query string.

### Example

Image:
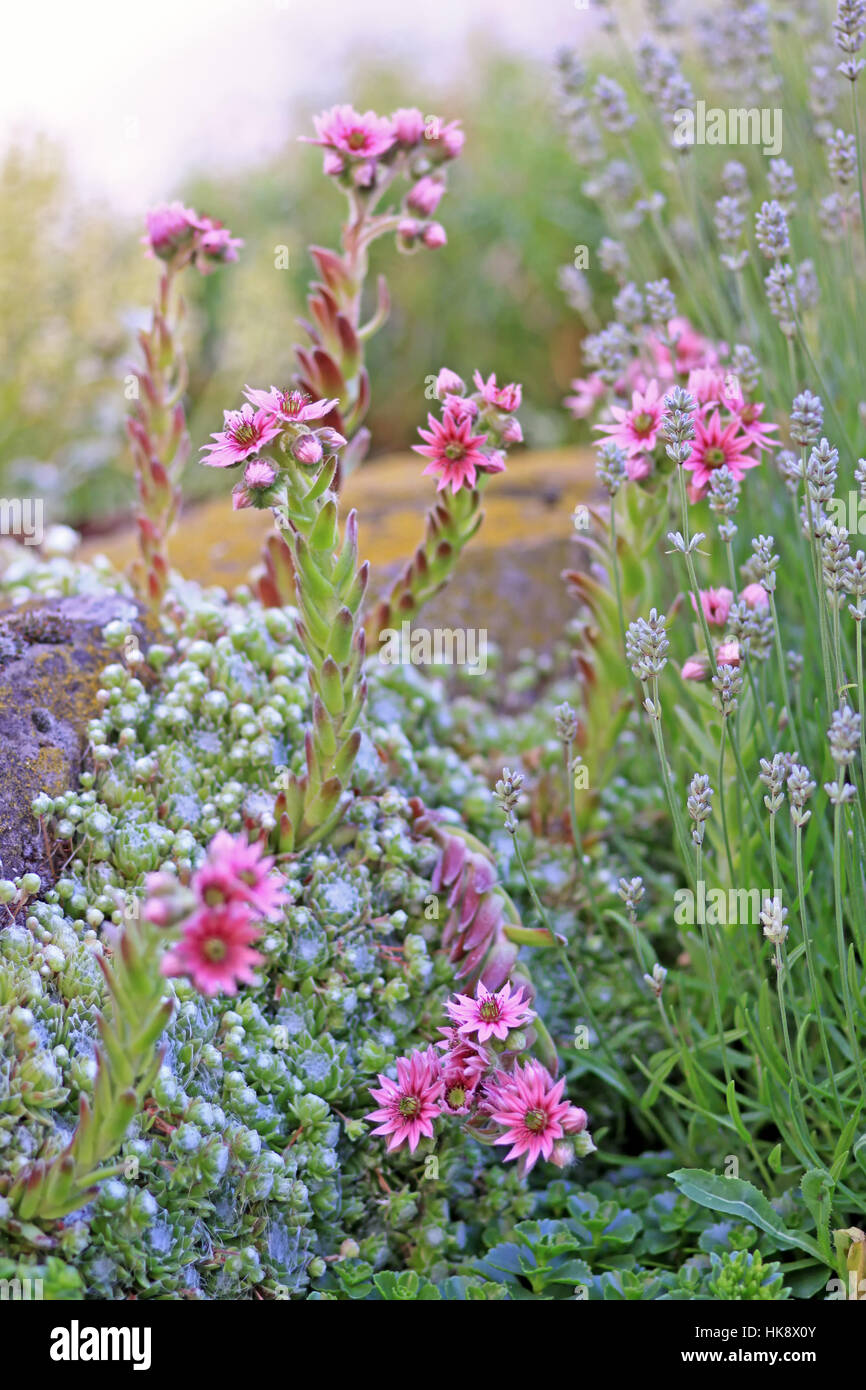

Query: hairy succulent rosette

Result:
[446,980,535,1043]
[160,901,265,997]
[367,1047,444,1152]
[484,1059,577,1173]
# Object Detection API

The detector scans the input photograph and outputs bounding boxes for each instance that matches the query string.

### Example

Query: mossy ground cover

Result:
[0,549,813,1301]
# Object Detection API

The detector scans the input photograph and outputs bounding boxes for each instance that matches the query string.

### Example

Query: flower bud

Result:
[501,417,523,445]
[573,1129,597,1158]
[244,457,278,490]
[391,107,426,145]
[422,222,447,249]
[292,434,324,466]
[436,368,465,398]
[397,218,420,249]
[407,176,445,217]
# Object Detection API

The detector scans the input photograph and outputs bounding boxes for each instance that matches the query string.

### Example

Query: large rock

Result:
[0,593,149,892]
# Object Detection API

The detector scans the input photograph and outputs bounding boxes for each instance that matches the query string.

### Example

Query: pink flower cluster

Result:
[143,202,242,275]
[413,368,523,494]
[681,583,770,681]
[303,105,463,251]
[147,832,288,996]
[367,981,590,1173]
[569,318,777,498]
[201,385,346,505]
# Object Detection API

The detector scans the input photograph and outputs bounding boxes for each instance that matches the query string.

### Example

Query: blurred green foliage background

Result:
[1,55,607,530]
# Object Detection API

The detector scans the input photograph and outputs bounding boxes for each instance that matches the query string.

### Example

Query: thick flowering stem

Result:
[271,455,369,851]
[129,203,240,607]
[7,905,173,1222]
[368,484,484,645]
[257,104,462,606]
[126,268,189,607]
[369,371,523,645]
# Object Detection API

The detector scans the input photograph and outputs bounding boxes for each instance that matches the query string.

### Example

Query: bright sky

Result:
[2,0,602,210]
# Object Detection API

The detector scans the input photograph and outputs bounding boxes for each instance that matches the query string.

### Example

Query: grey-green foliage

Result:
[0,555,503,1298]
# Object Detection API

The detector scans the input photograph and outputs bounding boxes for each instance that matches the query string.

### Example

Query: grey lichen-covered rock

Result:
[0,593,149,891]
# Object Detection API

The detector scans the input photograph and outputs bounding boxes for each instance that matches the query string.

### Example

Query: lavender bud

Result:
[596,439,627,496]
[828,703,861,764]
[827,128,858,184]
[755,200,791,259]
[593,75,635,133]
[787,763,816,827]
[713,663,742,716]
[626,608,670,680]
[790,391,823,446]
[768,158,797,211]
[751,535,779,594]
[598,237,630,280]
[494,766,524,833]
[807,438,839,506]
[643,962,667,998]
[645,276,677,327]
[554,702,579,744]
[729,345,760,395]
[618,876,645,913]
[613,281,645,327]
[722,160,749,197]
[760,896,789,946]
[765,263,797,336]
[834,0,866,81]
[686,773,714,845]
